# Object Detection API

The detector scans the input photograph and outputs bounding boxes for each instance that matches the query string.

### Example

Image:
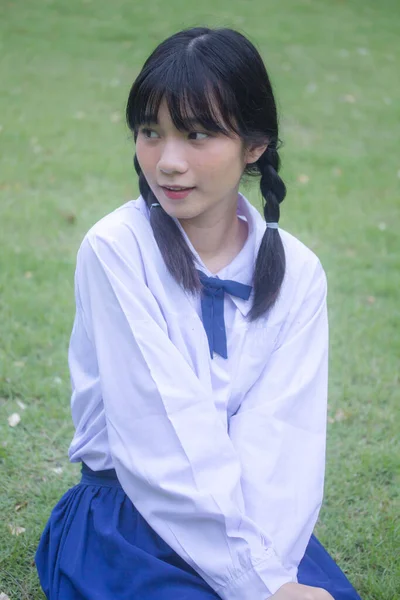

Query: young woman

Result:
[36,27,362,600]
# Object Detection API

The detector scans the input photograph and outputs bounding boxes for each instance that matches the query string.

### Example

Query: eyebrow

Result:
[142,114,158,125]
[142,115,205,128]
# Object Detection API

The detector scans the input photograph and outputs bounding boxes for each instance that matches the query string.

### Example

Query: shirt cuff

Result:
[214,549,296,600]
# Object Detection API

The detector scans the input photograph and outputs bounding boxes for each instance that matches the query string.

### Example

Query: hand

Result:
[269,582,334,600]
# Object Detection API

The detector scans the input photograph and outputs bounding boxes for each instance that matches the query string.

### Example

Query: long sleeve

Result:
[70,231,295,600]
[229,258,329,579]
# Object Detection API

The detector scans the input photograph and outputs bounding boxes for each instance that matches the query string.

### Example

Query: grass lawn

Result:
[1,0,399,598]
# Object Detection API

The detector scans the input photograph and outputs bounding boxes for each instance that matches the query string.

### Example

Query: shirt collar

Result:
[137,193,267,317]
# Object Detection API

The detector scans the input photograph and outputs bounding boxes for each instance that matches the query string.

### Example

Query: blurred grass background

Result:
[0,0,399,598]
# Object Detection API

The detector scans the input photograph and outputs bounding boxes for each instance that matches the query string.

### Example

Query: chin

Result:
[161,201,203,221]
[164,207,195,221]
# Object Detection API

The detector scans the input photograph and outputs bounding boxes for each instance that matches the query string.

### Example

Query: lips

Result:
[161,185,194,191]
[160,185,195,200]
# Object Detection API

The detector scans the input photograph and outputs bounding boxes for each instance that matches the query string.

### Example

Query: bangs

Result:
[127,51,241,136]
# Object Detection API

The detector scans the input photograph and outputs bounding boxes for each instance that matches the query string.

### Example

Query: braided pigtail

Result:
[133,155,200,292]
[248,145,286,321]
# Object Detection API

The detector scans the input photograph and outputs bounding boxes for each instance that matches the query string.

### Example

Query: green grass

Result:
[1,0,399,598]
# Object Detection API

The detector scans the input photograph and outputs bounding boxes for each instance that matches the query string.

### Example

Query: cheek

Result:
[196,143,244,180]
[136,140,158,180]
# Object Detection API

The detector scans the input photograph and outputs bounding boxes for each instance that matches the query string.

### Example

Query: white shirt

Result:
[68,193,329,600]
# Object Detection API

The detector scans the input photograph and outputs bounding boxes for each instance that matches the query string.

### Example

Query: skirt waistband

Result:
[80,462,122,488]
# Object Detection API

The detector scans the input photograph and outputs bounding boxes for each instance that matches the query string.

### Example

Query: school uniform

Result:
[36,193,361,599]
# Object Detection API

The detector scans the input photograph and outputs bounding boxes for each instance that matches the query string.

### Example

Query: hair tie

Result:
[266,222,279,229]
[151,203,160,208]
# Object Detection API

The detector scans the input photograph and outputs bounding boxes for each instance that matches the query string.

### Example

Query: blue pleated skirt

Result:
[35,464,362,599]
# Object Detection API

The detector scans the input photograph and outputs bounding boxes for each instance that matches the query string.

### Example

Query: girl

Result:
[36,27,362,600]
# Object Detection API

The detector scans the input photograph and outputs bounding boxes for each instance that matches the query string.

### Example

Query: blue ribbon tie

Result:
[197,270,252,359]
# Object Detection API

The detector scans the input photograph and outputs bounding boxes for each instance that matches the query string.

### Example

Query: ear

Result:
[245,143,268,165]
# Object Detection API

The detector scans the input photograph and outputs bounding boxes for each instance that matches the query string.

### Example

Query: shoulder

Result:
[279,228,324,279]
[249,199,324,289]
[84,197,149,248]
[76,197,155,270]
[272,228,327,322]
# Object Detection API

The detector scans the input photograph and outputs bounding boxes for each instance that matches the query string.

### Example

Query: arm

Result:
[72,231,295,600]
[229,258,329,578]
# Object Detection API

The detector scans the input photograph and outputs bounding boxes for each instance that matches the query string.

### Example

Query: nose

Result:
[158,139,188,175]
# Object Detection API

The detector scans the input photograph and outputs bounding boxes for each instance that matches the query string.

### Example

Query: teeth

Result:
[165,186,190,190]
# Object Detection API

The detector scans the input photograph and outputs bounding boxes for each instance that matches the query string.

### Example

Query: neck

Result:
[178,194,248,273]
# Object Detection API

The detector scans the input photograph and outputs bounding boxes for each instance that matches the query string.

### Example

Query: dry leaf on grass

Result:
[110,112,121,123]
[9,524,26,536]
[328,409,350,424]
[297,174,310,184]
[16,400,26,411]
[342,94,356,103]
[8,413,21,427]
[59,210,77,224]
[15,501,28,512]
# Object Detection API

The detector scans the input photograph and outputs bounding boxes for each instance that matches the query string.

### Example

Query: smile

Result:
[161,186,195,200]
[161,185,194,191]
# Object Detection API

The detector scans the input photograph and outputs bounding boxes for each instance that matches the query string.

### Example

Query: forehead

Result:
[149,97,233,134]
[153,100,196,125]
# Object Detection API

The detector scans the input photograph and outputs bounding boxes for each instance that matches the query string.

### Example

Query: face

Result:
[135,100,265,225]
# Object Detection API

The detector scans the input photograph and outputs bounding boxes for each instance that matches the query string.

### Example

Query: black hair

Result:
[126,27,286,320]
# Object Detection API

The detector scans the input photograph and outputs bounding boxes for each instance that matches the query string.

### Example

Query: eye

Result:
[141,127,159,139]
[188,131,209,141]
